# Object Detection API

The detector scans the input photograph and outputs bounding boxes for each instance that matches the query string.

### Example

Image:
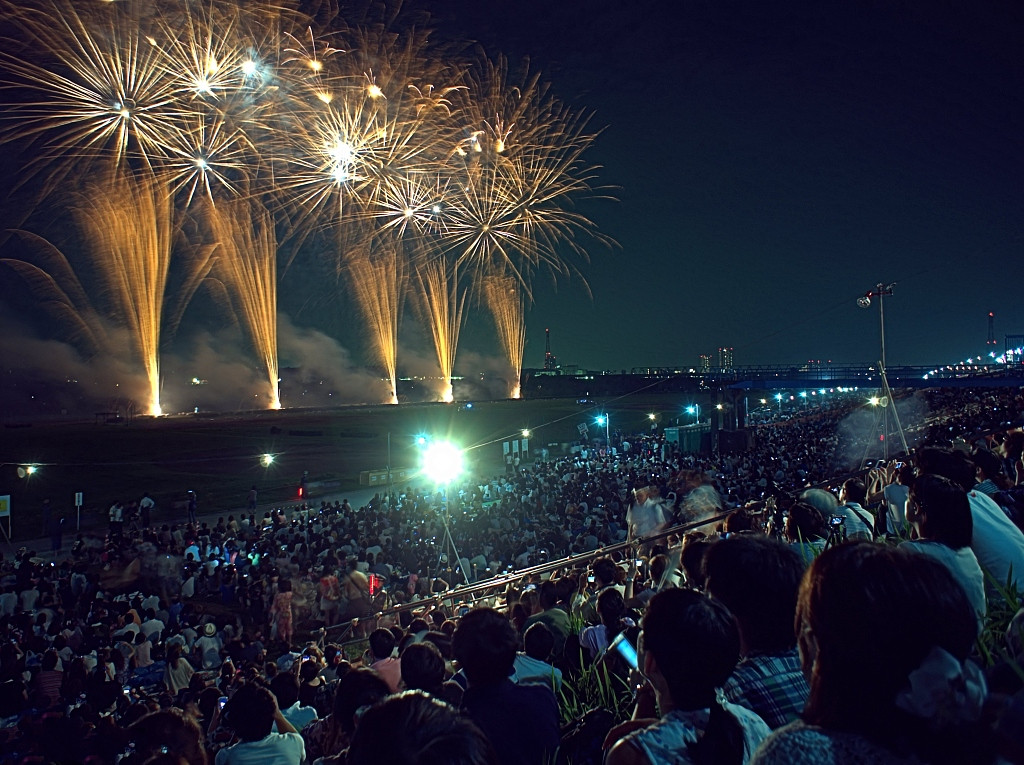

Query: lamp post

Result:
[686,404,700,424]
[857,282,908,458]
[421,440,470,586]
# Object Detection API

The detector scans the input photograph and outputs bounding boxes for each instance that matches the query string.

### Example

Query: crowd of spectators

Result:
[1,385,1024,764]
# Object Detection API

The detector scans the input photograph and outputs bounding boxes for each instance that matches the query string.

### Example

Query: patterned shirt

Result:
[721,648,809,730]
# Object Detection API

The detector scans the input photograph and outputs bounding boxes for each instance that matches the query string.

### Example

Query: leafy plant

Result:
[557,657,634,727]
[977,567,1023,680]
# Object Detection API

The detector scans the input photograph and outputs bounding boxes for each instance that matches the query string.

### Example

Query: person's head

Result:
[277,579,291,593]
[785,502,829,543]
[347,691,497,765]
[591,557,617,588]
[369,628,396,662]
[703,534,804,654]
[269,670,300,709]
[333,668,391,734]
[840,478,867,505]
[597,587,627,630]
[523,622,555,662]
[538,580,558,610]
[973,449,1005,483]
[223,683,277,742]
[400,641,445,694]
[680,538,715,589]
[127,708,208,765]
[640,588,740,711]
[915,447,976,492]
[798,542,977,736]
[798,488,839,516]
[452,608,517,686]
[907,474,973,549]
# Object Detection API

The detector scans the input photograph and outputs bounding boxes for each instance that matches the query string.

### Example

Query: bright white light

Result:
[596,415,606,426]
[26,465,37,475]
[241,60,257,76]
[647,413,656,421]
[261,454,274,467]
[422,441,464,485]
[521,429,531,438]
[869,396,880,406]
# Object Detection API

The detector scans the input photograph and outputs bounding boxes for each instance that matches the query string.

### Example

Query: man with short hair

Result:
[216,683,304,765]
[836,478,874,540]
[703,534,809,729]
[454,608,559,765]
[367,628,401,692]
[522,580,570,658]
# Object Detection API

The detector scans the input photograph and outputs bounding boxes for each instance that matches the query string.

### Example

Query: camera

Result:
[829,516,845,526]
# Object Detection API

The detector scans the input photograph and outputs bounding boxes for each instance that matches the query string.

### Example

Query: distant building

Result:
[718,347,734,369]
[698,354,711,373]
[544,328,558,371]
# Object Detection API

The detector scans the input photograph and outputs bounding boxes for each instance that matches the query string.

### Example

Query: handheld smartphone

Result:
[587,575,595,584]
[607,632,638,670]
[218,696,228,710]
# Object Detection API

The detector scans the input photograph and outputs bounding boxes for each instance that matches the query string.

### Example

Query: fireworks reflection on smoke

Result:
[483,274,526,399]
[206,199,280,409]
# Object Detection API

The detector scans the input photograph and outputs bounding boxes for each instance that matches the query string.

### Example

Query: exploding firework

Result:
[483,274,526,398]
[205,199,280,409]
[0,0,612,407]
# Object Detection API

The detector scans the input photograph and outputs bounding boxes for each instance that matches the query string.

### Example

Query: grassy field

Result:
[1,393,690,541]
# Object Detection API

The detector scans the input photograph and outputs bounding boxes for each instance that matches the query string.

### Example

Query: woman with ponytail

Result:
[605,588,771,765]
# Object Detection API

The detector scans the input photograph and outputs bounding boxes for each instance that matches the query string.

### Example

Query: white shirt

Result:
[967,490,1024,590]
[901,540,986,619]
[882,484,909,534]
[214,731,305,765]
[837,503,873,540]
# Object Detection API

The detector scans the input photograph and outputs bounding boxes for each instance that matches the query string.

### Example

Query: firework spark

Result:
[483,274,526,398]
[206,199,280,408]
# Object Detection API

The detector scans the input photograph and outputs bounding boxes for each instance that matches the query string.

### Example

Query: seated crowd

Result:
[1,386,1024,764]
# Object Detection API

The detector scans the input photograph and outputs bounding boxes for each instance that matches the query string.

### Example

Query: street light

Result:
[685,404,700,424]
[595,414,610,449]
[420,440,470,586]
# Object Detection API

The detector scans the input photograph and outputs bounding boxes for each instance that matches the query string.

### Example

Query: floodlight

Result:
[422,441,464,485]
[260,454,275,467]
[521,429,531,438]
[595,415,606,426]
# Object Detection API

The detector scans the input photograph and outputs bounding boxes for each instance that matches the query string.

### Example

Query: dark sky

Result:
[419,0,1024,370]
[1,0,1022,413]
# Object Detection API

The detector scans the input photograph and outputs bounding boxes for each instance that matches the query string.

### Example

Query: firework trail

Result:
[205,198,280,409]
[482,274,526,398]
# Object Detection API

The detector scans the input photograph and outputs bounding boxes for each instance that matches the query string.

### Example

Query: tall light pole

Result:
[686,404,700,424]
[857,282,907,458]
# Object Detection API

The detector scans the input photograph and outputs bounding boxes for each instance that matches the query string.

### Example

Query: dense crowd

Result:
[2,385,1024,764]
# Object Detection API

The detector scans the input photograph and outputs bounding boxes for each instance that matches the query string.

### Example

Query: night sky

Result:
[1,0,1022,413]
[424,0,1024,370]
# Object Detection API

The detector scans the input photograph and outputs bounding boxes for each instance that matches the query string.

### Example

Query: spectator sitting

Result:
[916,447,1024,590]
[216,682,304,765]
[512,623,563,692]
[271,669,318,732]
[128,707,209,765]
[751,542,992,765]
[784,502,829,566]
[301,668,389,764]
[703,534,809,729]
[367,628,402,693]
[900,474,986,620]
[580,587,632,662]
[576,557,624,624]
[605,588,771,764]
[835,479,874,541]
[522,580,571,660]
[400,640,463,707]
[347,690,497,765]
[453,607,560,765]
